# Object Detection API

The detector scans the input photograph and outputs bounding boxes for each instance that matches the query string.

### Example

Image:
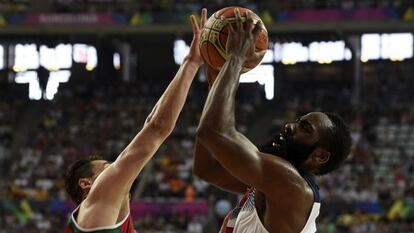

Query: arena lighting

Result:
[14,44,40,72]
[262,48,274,63]
[86,46,98,71]
[361,34,381,61]
[309,41,352,63]
[240,65,275,100]
[113,52,121,70]
[362,33,413,62]
[14,43,95,72]
[15,71,42,100]
[45,71,71,100]
[40,44,72,71]
[173,39,275,64]
[381,33,413,61]
[174,40,190,65]
[85,64,94,71]
[275,42,308,64]
[173,39,276,100]
[73,44,88,63]
[14,70,71,100]
[73,44,98,70]
[276,33,413,64]
[0,45,4,70]
[275,41,352,64]
[9,43,97,100]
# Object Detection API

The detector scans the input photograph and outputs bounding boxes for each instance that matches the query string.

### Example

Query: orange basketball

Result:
[200,6,268,73]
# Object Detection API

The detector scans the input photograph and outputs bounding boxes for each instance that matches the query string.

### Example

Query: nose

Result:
[284,123,295,135]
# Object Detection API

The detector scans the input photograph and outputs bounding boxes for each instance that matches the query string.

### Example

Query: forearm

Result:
[199,57,243,132]
[145,58,199,134]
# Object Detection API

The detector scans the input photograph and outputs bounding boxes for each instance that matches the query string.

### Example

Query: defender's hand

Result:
[185,8,208,67]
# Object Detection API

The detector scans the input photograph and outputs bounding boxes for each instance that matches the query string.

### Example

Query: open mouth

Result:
[280,130,291,141]
[272,132,287,146]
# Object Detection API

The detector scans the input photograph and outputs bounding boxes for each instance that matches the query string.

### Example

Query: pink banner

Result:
[130,200,208,218]
[283,8,392,22]
[22,13,118,25]
[54,200,208,218]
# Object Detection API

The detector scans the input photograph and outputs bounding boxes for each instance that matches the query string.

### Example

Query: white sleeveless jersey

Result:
[219,174,321,233]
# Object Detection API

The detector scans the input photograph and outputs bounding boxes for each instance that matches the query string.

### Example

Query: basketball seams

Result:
[205,27,214,68]
[199,6,268,72]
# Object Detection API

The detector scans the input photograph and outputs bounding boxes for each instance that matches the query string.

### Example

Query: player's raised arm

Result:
[193,67,248,194]
[117,8,208,168]
[196,9,294,195]
[75,9,208,228]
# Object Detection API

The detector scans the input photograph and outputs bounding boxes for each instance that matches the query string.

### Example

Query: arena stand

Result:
[1,61,414,232]
[0,77,264,232]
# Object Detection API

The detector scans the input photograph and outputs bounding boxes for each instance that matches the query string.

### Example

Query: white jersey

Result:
[219,174,321,233]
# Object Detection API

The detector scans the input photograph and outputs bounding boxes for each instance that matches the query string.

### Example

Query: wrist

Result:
[183,56,202,69]
[228,55,245,68]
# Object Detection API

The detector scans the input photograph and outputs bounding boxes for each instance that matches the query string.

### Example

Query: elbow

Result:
[196,124,221,141]
[192,165,206,180]
[196,126,218,148]
[195,125,208,141]
[192,163,216,183]
[193,134,217,182]
[197,125,235,143]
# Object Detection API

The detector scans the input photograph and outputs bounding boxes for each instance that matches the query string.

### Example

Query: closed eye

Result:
[299,120,314,133]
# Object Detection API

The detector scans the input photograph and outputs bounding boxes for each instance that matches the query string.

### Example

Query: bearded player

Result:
[63,9,208,233]
[194,9,352,233]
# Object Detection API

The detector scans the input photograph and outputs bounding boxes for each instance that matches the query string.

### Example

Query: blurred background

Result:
[1,0,414,232]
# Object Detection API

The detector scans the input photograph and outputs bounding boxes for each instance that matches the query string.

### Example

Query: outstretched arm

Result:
[78,9,208,227]
[197,9,297,195]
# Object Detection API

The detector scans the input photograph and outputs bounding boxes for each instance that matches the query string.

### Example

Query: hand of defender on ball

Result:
[185,8,208,67]
[224,9,265,63]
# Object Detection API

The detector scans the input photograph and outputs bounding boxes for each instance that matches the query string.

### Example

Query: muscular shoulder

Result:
[258,152,313,201]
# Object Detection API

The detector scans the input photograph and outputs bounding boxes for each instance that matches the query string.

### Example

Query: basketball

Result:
[200,6,268,73]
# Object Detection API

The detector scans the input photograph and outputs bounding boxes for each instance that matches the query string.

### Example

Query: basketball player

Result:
[63,9,208,233]
[194,9,352,233]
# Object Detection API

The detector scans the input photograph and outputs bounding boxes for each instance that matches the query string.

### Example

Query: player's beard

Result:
[260,132,316,170]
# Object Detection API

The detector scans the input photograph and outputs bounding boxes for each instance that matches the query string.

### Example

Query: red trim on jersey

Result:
[121,214,136,233]
[219,188,254,233]
[64,226,73,233]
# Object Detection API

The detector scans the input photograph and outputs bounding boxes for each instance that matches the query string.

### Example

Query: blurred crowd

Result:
[0,79,258,232]
[1,60,414,233]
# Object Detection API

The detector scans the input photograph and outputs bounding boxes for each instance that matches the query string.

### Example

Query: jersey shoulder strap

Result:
[301,172,321,203]
[65,207,124,233]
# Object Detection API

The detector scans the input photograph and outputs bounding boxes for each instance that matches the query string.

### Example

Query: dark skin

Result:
[195,9,333,233]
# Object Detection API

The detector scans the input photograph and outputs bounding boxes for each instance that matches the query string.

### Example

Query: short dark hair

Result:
[316,112,352,175]
[64,156,103,204]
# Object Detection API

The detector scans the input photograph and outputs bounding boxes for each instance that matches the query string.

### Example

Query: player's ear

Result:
[78,178,93,190]
[312,148,330,165]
